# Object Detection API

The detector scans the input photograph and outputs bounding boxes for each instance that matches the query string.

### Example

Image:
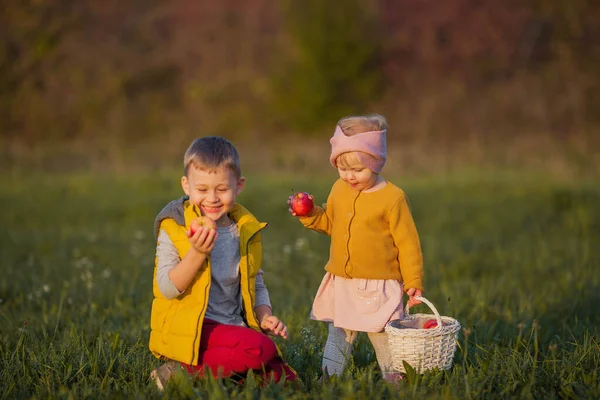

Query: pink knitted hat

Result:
[329,125,387,173]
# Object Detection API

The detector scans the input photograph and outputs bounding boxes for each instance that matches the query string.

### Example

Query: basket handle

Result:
[404,296,443,329]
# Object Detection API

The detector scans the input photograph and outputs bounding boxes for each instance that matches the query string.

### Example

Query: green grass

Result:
[0,169,599,399]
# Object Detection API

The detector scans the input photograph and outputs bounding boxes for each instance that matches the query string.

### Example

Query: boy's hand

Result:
[259,315,288,339]
[186,221,218,254]
[406,288,423,307]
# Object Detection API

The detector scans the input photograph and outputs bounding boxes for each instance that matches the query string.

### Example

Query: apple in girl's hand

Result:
[189,216,216,235]
[423,319,440,329]
[289,191,314,217]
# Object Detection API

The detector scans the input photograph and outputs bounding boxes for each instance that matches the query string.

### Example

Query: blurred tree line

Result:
[1,0,599,147]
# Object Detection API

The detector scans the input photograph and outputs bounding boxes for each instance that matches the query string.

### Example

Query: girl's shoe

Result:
[382,371,405,386]
[149,360,181,391]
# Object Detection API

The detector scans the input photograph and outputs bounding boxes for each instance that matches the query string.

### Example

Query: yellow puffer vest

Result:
[149,200,268,365]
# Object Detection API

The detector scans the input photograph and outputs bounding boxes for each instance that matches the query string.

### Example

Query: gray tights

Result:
[322,323,391,376]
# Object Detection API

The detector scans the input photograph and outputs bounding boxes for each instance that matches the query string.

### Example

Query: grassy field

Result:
[0,169,599,399]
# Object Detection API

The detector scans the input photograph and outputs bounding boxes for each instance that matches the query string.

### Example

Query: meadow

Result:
[0,168,598,399]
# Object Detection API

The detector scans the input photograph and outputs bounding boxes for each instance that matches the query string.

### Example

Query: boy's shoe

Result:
[150,360,181,391]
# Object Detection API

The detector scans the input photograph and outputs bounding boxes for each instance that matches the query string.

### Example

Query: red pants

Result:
[181,319,297,382]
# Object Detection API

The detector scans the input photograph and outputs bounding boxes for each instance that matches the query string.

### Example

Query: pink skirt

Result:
[310,272,404,332]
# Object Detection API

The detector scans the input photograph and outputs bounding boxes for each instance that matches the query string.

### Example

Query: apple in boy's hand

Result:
[423,319,440,329]
[189,216,216,235]
[289,191,314,217]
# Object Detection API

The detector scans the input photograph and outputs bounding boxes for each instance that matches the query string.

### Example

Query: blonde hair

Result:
[183,136,241,178]
[337,113,388,137]
[335,113,388,168]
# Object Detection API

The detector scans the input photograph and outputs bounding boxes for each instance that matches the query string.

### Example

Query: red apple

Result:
[423,319,440,329]
[189,216,216,235]
[290,191,314,216]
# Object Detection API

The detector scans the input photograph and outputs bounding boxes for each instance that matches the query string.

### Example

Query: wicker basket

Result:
[385,296,461,374]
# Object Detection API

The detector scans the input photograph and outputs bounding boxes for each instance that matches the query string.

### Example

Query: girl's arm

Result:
[298,204,332,235]
[389,194,424,293]
[296,189,335,236]
[405,288,423,307]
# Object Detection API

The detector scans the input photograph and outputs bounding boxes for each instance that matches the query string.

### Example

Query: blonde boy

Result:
[149,136,296,389]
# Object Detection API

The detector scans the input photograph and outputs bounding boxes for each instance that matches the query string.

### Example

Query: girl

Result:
[289,114,424,382]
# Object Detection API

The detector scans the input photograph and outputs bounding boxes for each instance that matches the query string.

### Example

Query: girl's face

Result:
[181,165,245,226]
[336,153,379,191]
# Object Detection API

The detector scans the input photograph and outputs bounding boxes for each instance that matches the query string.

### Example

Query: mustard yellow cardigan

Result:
[299,179,423,291]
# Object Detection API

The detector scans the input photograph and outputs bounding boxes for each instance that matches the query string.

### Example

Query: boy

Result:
[149,136,296,390]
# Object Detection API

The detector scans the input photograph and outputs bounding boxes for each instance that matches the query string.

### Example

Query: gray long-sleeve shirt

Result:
[156,222,271,326]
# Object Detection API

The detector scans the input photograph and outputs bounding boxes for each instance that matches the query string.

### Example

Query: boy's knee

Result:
[242,333,277,368]
[256,333,277,361]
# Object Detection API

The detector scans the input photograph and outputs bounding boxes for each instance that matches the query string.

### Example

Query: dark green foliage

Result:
[270,0,384,132]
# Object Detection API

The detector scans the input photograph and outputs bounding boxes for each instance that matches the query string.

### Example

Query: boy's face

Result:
[181,165,245,227]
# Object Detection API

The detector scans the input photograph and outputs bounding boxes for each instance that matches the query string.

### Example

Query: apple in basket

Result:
[189,216,216,235]
[423,319,445,329]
